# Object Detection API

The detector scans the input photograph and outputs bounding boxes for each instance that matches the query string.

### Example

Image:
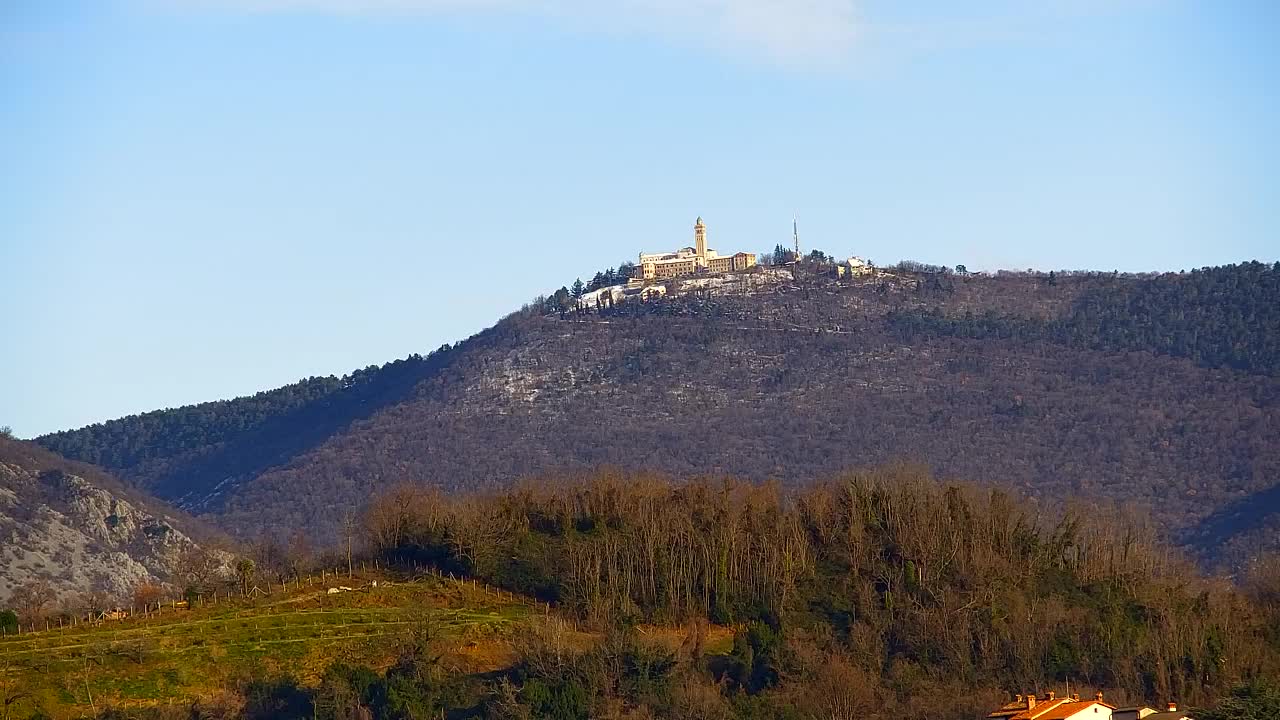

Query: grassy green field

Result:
[0,573,536,718]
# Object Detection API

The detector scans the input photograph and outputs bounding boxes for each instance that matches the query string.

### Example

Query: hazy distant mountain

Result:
[0,437,215,606]
[36,261,1280,567]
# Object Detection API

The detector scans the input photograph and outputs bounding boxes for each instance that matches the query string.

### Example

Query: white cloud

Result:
[167,0,1161,68]
[175,0,863,65]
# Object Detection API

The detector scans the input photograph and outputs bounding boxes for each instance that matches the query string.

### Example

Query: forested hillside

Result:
[36,262,1280,566]
[11,467,1280,720]
[889,261,1280,376]
[37,353,455,509]
[345,467,1280,716]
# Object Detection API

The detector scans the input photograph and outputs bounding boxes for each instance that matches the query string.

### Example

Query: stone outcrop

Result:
[0,440,204,606]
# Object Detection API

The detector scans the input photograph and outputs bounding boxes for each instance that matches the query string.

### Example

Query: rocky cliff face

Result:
[0,438,204,606]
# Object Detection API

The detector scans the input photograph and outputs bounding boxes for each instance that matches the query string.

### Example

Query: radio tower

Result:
[792,214,801,262]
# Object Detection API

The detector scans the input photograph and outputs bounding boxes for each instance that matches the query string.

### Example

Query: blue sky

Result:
[1,0,1277,437]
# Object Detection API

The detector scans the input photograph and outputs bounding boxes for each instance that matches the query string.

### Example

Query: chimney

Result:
[1027,694,1037,711]
[1095,692,1104,702]
[1072,694,1080,702]
[1167,703,1177,712]
[1048,692,1056,701]
[1015,695,1023,704]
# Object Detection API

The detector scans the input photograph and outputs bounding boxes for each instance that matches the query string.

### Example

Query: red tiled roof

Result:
[989,696,1115,720]
[1032,701,1112,720]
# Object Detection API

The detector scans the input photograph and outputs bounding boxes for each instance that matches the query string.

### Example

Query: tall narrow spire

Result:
[792,214,800,261]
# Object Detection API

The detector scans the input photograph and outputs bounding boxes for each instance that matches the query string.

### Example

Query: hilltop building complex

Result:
[634,217,756,282]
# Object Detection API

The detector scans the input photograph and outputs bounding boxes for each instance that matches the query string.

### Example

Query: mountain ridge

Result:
[34,261,1280,567]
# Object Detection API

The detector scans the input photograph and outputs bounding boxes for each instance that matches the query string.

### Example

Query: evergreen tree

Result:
[1199,679,1280,720]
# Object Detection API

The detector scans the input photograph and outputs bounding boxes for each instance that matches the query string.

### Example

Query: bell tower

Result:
[695,216,707,260]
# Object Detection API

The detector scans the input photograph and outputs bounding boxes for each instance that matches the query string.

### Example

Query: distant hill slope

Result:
[34,354,448,507]
[0,437,216,606]
[36,262,1280,566]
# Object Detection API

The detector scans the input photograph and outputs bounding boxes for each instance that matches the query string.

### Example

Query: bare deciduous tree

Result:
[176,545,225,594]
[132,582,165,608]
[7,580,54,625]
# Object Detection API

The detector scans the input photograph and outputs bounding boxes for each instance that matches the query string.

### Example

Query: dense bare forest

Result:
[354,467,1280,703]
[62,466,1280,720]
[34,263,1280,566]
